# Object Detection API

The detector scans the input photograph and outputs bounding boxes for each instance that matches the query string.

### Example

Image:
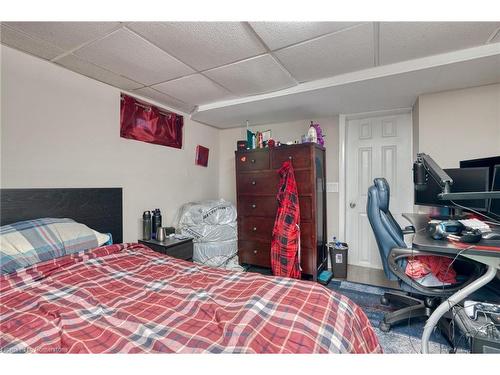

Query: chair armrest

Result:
[387,247,483,297]
[402,226,415,235]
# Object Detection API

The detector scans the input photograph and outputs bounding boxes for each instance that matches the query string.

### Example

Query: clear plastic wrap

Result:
[174,199,242,271]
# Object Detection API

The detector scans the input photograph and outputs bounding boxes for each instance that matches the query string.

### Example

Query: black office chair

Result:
[366,178,483,332]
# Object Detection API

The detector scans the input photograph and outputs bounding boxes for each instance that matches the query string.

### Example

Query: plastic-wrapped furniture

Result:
[174,199,242,270]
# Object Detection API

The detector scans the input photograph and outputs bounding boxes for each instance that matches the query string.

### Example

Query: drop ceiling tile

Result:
[74,28,194,85]
[250,22,362,50]
[491,30,500,43]
[379,22,500,65]
[0,24,65,60]
[128,22,266,71]
[152,74,234,105]
[205,54,296,96]
[274,23,374,82]
[133,87,194,114]
[4,22,121,51]
[55,54,143,90]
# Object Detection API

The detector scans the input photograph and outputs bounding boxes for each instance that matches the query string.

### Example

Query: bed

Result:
[0,188,381,354]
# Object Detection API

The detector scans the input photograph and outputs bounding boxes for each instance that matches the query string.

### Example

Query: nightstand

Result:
[139,237,193,261]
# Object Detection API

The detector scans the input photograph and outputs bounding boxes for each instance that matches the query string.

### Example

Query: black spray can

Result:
[143,211,152,240]
[152,209,162,239]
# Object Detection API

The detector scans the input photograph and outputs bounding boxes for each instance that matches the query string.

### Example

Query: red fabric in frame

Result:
[120,94,183,149]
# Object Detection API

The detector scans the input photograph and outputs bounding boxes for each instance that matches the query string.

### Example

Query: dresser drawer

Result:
[237,170,313,195]
[238,196,277,217]
[300,247,315,275]
[238,196,313,220]
[237,171,279,195]
[239,217,314,249]
[238,240,271,267]
[239,240,315,273]
[239,217,274,241]
[272,147,311,169]
[236,151,270,171]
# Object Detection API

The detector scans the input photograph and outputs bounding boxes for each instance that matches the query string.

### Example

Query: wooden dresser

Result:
[235,143,327,280]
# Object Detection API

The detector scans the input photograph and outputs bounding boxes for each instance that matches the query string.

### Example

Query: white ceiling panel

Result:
[192,53,500,128]
[74,28,194,85]
[152,74,234,105]
[128,22,266,71]
[4,22,122,51]
[250,22,362,50]
[379,22,500,65]
[274,23,375,82]
[55,54,143,90]
[204,54,296,96]
[133,87,194,114]
[0,24,65,60]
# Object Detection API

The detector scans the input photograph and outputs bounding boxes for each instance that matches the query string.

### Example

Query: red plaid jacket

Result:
[271,160,301,279]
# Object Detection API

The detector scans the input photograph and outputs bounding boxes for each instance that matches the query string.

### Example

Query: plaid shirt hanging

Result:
[271,160,301,279]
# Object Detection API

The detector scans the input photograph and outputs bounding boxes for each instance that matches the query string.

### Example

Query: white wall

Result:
[415,83,500,168]
[0,46,220,241]
[218,117,341,242]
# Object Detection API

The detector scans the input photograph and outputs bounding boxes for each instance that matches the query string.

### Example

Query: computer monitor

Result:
[415,167,490,210]
[489,165,500,217]
[460,156,500,189]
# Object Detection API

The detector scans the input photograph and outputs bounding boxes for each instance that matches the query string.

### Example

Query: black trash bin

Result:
[328,242,348,279]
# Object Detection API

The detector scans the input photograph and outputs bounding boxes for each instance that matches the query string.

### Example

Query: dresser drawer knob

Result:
[253,250,258,254]
[252,227,257,231]
[251,159,256,164]
[251,204,256,209]
[288,156,293,160]
[251,180,256,185]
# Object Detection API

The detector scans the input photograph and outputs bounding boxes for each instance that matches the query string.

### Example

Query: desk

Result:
[403,213,500,354]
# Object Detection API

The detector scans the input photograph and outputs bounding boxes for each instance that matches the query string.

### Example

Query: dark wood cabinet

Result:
[235,143,328,280]
[139,238,193,261]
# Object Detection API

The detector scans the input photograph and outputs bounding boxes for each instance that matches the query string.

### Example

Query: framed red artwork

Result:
[195,145,210,167]
[120,94,183,149]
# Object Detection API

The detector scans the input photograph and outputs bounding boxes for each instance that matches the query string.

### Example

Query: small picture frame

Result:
[262,130,272,142]
[195,145,209,167]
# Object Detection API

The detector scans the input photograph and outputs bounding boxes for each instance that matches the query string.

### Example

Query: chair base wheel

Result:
[380,296,390,306]
[379,321,391,332]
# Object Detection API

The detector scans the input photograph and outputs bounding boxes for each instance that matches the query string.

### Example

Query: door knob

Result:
[349,202,356,208]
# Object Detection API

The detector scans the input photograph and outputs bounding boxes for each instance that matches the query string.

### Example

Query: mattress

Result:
[0,243,381,353]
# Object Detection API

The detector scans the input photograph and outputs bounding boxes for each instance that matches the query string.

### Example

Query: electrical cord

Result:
[449,200,500,225]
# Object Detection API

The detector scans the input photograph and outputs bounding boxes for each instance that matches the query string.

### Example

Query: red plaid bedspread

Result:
[0,243,381,353]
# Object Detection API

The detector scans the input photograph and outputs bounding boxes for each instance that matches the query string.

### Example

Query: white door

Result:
[345,112,413,269]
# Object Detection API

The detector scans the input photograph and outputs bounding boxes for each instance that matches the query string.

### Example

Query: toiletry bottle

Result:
[308,121,318,143]
[143,211,152,240]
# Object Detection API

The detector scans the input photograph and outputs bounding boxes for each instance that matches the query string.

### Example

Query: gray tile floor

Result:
[342,264,400,289]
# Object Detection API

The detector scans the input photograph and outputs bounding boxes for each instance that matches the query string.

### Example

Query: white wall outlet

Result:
[326,182,339,193]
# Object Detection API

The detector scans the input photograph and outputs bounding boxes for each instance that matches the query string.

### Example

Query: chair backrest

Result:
[366,178,407,281]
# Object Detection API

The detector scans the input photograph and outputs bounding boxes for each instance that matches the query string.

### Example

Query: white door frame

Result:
[338,108,413,241]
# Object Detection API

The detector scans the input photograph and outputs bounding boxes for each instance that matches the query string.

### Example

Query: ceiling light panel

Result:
[205,54,296,96]
[4,22,122,51]
[152,74,234,105]
[379,22,500,65]
[274,23,375,82]
[128,22,267,71]
[250,21,362,50]
[74,28,194,85]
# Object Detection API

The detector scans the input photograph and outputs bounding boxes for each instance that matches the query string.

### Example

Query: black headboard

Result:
[0,188,123,243]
